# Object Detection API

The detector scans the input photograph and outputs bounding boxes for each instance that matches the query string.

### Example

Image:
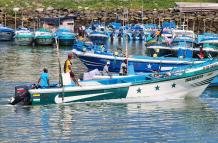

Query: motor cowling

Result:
[9,85,32,105]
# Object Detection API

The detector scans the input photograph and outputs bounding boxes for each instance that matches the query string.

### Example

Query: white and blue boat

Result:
[88,25,109,44]
[125,24,145,40]
[72,47,205,73]
[88,31,109,44]
[198,32,218,52]
[55,28,76,46]
[0,24,15,41]
[171,29,196,44]
[198,32,218,87]
[34,28,54,46]
[9,58,218,105]
[14,27,34,46]
[160,21,176,43]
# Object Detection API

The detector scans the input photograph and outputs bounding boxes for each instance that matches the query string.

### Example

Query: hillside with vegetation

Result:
[0,0,217,11]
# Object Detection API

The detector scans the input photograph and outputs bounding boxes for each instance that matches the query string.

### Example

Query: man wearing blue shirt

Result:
[37,68,49,88]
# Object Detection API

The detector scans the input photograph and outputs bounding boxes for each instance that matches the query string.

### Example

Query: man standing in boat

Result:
[119,59,127,76]
[103,61,110,76]
[64,53,81,86]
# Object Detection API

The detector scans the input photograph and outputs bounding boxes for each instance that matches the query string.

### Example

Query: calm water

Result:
[0,40,218,142]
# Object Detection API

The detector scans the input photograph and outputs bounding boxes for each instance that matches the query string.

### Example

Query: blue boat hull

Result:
[58,38,75,46]
[89,37,108,45]
[78,54,190,73]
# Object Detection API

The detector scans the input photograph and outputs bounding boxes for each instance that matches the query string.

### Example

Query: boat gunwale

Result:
[72,49,205,64]
[132,63,218,86]
[29,82,131,94]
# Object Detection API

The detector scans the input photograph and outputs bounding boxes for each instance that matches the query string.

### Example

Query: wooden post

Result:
[21,12,24,27]
[192,19,195,32]
[210,20,213,33]
[203,19,206,33]
[141,0,143,24]
[14,11,16,30]
[4,13,6,26]
[158,16,160,28]
[187,17,189,30]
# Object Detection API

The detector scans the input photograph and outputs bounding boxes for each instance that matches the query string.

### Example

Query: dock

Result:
[175,2,218,12]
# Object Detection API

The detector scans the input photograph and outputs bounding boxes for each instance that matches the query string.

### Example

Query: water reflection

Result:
[0,43,84,82]
[1,41,218,142]
[1,98,218,142]
[0,40,145,83]
[108,40,145,56]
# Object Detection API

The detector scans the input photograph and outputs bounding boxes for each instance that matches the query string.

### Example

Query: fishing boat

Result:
[72,48,206,73]
[73,41,218,87]
[55,28,76,46]
[160,21,176,43]
[9,59,218,105]
[125,24,145,40]
[172,29,196,44]
[198,33,218,52]
[89,31,109,44]
[14,27,34,46]
[146,29,218,59]
[198,33,218,87]
[34,28,54,46]
[107,22,122,38]
[0,24,15,41]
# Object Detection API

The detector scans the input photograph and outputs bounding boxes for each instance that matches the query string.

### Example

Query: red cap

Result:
[68,53,73,59]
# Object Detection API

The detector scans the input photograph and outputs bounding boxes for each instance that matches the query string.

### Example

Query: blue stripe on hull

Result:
[208,76,218,87]
[78,55,189,72]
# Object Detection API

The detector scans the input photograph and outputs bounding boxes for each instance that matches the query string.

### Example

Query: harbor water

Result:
[0,40,218,142]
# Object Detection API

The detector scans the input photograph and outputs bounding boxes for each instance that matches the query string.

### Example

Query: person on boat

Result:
[119,59,127,76]
[64,53,81,86]
[37,68,49,88]
[110,31,114,42]
[103,61,110,76]
[155,28,163,42]
[100,43,106,52]
[198,46,205,59]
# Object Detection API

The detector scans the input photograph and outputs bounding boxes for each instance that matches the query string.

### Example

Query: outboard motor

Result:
[9,85,32,105]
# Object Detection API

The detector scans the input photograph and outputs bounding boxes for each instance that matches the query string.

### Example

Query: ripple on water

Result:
[1,99,218,142]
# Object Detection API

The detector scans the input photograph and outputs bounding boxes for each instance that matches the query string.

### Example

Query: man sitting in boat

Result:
[103,61,110,76]
[64,53,81,86]
[37,68,49,88]
[119,59,127,76]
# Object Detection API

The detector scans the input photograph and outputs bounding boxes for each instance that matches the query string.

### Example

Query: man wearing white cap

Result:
[103,61,110,76]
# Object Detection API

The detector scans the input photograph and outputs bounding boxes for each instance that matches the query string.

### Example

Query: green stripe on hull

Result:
[31,87,129,105]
